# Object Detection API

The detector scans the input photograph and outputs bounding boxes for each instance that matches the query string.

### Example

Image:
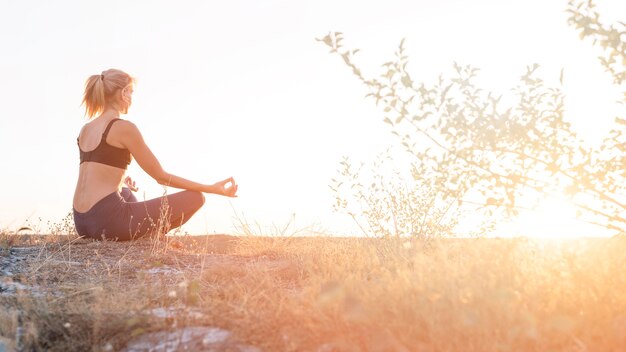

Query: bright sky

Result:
[0,0,624,237]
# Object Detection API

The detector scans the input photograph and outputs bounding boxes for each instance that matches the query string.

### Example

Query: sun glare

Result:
[496,196,606,239]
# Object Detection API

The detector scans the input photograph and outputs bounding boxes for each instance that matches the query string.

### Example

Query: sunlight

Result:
[496,196,606,239]
[1,0,624,236]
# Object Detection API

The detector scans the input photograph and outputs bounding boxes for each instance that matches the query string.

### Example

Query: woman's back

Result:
[73,116,129,213]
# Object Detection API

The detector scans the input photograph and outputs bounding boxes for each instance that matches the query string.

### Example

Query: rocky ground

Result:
[0,235,267,351]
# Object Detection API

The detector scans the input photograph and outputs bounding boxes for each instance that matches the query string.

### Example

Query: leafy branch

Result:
[319,2,626,236]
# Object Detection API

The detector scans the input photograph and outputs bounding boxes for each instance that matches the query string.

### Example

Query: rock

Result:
[10,247,34,255]
[48,260,81,265]
[147,307,206,320]
[0,280,29,296]
[148,307,177,319]
[201,328,231,346]
[143,267,182,275]
[123,326,261,352]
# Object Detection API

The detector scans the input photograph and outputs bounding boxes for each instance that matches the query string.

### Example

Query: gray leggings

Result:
[73,188,205,241]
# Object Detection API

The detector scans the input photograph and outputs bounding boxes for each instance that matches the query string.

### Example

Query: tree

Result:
[321,0,626,237]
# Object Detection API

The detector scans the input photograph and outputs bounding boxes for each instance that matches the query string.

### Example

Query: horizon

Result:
[1,0,624,238]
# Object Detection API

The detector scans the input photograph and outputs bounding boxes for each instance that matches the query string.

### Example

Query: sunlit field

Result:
[1,0,625,350]
[2,226,626,351]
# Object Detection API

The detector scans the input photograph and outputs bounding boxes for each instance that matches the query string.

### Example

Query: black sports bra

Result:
[77,118,131,170]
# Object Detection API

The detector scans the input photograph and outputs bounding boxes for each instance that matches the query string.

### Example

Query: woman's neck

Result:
[100,108,121,120]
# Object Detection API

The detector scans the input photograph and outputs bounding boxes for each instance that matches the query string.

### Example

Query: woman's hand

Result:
[124,176,139,192]
[211,177,238,197]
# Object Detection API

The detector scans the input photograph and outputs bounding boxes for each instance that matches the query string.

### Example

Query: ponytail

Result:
[82,74,106,118]
[81,69,135,119]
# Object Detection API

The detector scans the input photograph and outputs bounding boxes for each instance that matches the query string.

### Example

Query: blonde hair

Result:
[81,69,135,118]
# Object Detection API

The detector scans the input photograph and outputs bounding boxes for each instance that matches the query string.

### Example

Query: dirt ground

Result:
[0,234,278,351]
[5,234,626,351]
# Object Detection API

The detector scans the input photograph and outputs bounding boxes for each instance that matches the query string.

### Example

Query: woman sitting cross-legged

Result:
[72,68,238,241]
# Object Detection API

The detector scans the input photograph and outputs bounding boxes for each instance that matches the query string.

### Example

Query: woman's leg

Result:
[124,190,205,240]
[95,190,204,241]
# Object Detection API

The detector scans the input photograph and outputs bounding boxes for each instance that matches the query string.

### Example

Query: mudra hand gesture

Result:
[124,176,139,192]
[212,177,238,197]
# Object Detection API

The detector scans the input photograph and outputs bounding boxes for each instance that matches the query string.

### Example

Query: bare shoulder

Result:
[114,120,146,150]
[115,119,141,136]
[116,119,138,129]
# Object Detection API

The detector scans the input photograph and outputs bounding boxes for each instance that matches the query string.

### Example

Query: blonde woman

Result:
[73,69,238,241]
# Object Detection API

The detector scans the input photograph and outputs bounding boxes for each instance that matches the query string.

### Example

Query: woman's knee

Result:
[173,190,204,210]
[166,191,204,228]
[188,191,205,208]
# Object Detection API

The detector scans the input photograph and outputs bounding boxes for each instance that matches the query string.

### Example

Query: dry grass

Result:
[2,227,626,351]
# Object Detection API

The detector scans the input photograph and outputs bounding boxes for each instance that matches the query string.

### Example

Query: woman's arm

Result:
[117,121,237,196]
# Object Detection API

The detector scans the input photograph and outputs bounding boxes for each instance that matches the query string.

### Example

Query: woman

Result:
[73,69,238,241]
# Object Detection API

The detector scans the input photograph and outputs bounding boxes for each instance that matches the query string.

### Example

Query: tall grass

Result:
[2,217,626,350]
[223,235,626,351]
